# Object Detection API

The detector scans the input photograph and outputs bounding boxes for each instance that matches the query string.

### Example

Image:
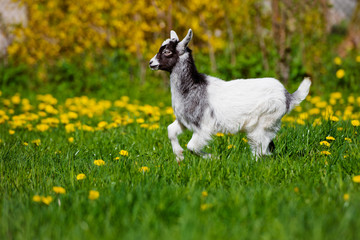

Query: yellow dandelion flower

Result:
[136,118,145,124]
[68,137,74,143]
[320,141,330,147]
[202,191,208,197]
[326,136,335,141]
[32,195,42,202]
[94,159,105,166]
[200,203,213,211]
[320,151,331,156]
[309,108,320,115]
[23,142,29,146]
[337,127,343,131]
[41,196,53,205]
[139,166,150,173]
[343,193,350,201]
[356,56,360,62]
[345,137,352,143]
[53,186,66,194]
[351,120,360,127]
[330,116,339,122]
[65,124,76,133]
[242,138,248,143]
[97,121,108,129]
[88,190,100,200]
[9,129,15,135]
[227,144,235,149]
[120,150,128,156]
[76,173,86,180]
[352,175,360,183]
[333,57,342,65]
[336,69,345,79]
[31,139,41,146]
[216,133,224,137]
[114,157,120,160]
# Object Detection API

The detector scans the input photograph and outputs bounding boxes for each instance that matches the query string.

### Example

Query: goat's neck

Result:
[169,54,206,97]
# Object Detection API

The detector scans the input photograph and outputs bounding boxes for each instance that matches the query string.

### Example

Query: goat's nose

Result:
[149,60,153,65]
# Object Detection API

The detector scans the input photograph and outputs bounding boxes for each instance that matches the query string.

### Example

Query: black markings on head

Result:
[156,40,179,72]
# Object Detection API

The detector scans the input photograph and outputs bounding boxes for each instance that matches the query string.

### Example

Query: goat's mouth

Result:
[149,64,159,70]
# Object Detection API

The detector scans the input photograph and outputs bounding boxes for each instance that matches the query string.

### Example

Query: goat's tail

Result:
[287,77,311,113]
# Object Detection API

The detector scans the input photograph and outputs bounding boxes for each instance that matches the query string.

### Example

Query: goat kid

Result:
[149,29,311,162]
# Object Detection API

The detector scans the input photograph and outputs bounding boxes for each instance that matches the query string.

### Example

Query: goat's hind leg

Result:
[248,128,275,159]
[187,131,212,159]
[168,120,185,162]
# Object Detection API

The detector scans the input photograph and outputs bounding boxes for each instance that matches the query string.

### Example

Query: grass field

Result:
[1,90,360,240]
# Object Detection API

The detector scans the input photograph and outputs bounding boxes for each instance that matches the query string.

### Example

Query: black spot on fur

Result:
[268,140,275,153]
[284,90,293,112]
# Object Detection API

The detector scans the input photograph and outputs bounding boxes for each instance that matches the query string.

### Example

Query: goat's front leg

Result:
[187,131,212,159]
[168,120,185,162]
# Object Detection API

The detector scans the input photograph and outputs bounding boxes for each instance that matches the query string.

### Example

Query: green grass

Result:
[1,100,360,240]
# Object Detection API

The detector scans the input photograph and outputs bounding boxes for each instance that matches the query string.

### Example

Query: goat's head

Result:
[149,29,193,72]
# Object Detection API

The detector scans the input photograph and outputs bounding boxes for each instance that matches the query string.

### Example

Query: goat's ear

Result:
[170,30,179,41]
[178,29,193,50]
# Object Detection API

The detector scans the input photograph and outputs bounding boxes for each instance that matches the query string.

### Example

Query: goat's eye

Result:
[163,49,172,56]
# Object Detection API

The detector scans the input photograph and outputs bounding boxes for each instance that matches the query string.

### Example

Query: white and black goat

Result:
[149,29,311,162]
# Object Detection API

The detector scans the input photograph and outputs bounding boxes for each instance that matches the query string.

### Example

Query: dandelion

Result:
[114,157,120,160]
[326,136,335,141]
[344,138,352,143]
[136,118,145,124]
[88,190,100,200]
[356,55,360,62]
[68,137,74,143]
[227,144,235,149]
[76,173,86,180]
[320,151,331,156]
[139,166,150,173]
[94,159,105,166]
[65,123,76,133]
[53,186,66,194]
[41,196,53,205]
[343,193,350,201]
[329,116,339,122]
[200,203,213,211]
[202,191,208,197]
[23,142,29,146]
[216,133,224,137]
[32,195,42,202]
[320,141,330,147]
[352,175,360,183]
[351,120,360,127]
[120,150,128,156]
[31,139,41,146]
[333,57,342,65]
[336,69,345,79]
[97,121,107,129]
[9,130,15,135]
[242,138,248,143]
[337,127,343,131]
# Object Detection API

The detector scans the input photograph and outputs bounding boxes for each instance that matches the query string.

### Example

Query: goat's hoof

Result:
[176,155,184,163]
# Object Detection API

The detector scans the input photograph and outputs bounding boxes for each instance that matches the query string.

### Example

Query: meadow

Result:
[1,84,360,239]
